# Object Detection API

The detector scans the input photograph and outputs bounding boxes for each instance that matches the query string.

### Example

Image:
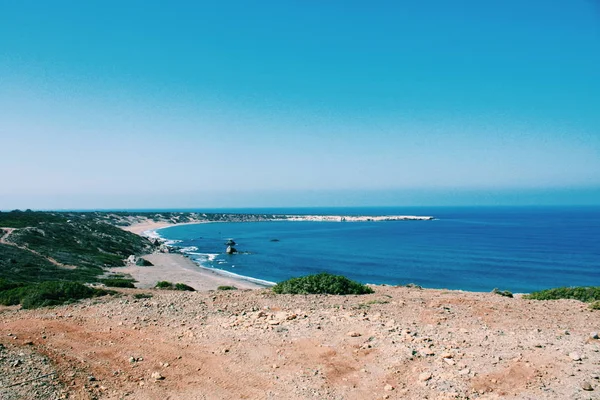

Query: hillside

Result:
[0,210,154,284]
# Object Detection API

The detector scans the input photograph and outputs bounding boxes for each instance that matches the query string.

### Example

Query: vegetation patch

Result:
[217,285,238,291]
[154,281,195,291]
[524,287,600,302]
[0,210,66,228]
[101,278,136,288]
[133,293,153,299]
[272,273,374,295]
[0,281,111,309]
[135,258,153,266]
[590,301,600,310]
[492,288,513,298]
[174,283,195,291]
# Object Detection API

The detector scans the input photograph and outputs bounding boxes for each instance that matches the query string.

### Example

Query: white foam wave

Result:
[179,246,199,252]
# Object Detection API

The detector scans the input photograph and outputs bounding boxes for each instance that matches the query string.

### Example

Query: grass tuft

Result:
[217,285,238,291]
[492,288,513,298]
[101,278,136,288]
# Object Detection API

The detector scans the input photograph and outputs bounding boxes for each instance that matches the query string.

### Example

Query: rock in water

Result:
[226,246,237,254]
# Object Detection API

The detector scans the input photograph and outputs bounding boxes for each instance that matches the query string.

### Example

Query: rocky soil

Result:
[1,286,599,399]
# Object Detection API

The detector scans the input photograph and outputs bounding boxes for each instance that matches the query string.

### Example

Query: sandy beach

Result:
[121,220,183,236]
[119,220,265,290]
[111,253,264,290]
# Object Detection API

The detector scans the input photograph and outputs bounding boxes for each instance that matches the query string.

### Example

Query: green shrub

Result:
[133,293,153,299]
[0,281,111,309]
[492,288,513,298]
[174,283,195,291]
[524,287,600,302]
[155,281,173,289]
[0,279,26,292]
[135,258,153,266]
[590,301,600,310]
[101,278,136,288]
[217,285,237,291]
[272,273,374,295]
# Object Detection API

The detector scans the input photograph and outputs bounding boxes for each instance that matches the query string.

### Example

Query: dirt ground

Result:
[1,286,599,399]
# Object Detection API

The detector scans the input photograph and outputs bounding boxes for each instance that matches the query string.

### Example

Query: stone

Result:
[384,384,394,391]
[419,372,432,381]
[347,331,362,337]
[591,332,599,340]
[582,381,593,391]
[569,352,582,361]
[444,358,456,366]
[151,372,165,380]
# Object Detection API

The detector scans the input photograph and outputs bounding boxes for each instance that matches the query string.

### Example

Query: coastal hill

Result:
[0,210,599,399]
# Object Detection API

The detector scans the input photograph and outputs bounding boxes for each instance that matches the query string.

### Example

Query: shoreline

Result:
[121,214,435,235]
[120,220,271,291]
[119,214,435,292]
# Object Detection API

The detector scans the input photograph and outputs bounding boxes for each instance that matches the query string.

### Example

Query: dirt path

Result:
[0,227,77,270]
[1,286,598,399]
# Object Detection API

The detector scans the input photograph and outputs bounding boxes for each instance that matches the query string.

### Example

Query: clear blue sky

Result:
[1,1,599,209]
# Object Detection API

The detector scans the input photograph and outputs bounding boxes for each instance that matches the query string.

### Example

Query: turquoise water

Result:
[156,207,600,293]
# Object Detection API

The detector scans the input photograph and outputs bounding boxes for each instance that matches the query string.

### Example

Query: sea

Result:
[153,206,600,293]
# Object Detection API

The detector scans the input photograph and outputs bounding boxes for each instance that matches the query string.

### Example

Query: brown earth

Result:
[1,286,599,399]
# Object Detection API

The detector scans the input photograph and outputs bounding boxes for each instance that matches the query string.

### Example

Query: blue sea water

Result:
[156,207,600,293]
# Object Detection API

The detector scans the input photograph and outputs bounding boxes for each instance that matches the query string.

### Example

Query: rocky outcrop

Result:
[226,246,237,254]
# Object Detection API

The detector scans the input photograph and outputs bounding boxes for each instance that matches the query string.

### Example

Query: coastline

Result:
[120,220,269,290]
[118,214,434,292]
[110,253,266,290]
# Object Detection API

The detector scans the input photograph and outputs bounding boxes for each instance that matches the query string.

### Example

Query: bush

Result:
[272,273,374,295]
[0,278,26,292]
[217,285,237,291]
[0,281,111,309]
[154,281,194,291]
[174,283,195,291]
[133,293,153,299]
[135,258,153,266]
[524,287,600,302]
[590,301,600,310]
[101,278,136,288]
[492,288,513,298]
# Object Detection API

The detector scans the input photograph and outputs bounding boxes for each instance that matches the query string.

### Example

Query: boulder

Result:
[226,246,237,254]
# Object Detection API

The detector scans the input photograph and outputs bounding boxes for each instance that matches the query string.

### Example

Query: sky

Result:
[1,0,599,209]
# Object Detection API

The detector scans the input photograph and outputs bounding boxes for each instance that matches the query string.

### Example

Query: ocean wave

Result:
[142,229,162,239]
[179,246,199,252]
[186,252,220,265]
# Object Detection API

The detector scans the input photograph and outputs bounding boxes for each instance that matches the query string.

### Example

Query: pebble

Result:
[347,331,361,337]
[151,372,165,380]
[582,381,593,391]
[569,352,582,361]
[591,332,599,340]
[444,358,456,366]
[384,384,394,391]
[419,372,432,381]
